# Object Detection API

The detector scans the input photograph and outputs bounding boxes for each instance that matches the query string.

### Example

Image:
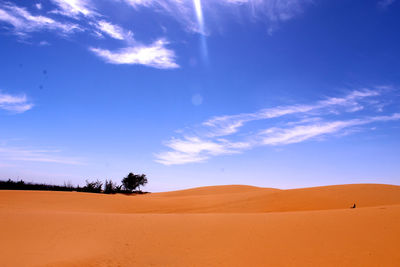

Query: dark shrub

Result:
[115,184,123,193]
[104,179,117,194]
[0,179,75,191]
[121,173,148,192]
[82,179,103,193]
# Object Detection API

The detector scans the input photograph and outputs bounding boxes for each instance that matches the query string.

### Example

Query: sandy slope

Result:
[1,184,400,266]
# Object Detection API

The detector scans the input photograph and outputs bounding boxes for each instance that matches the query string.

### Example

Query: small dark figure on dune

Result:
[351,203,356,209]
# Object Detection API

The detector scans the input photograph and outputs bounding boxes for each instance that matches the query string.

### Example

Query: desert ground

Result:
[1,184,400,266]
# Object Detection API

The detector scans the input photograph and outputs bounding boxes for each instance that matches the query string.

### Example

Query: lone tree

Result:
[121,172,148,192]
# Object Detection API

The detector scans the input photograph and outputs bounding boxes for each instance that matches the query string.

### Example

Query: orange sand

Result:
[1,184,400,266]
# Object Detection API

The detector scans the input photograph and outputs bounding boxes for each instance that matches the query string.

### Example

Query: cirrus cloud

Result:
[155,87,400,165]
[0,145,83,165]
[90,39,179,68]
[0,2,80,36]
[49,0,95,18]
[0,92,33,113]
[95,20,134,41]
[0,0,314,68]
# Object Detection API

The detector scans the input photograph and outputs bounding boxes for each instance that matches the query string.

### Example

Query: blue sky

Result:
[0,0,399,191]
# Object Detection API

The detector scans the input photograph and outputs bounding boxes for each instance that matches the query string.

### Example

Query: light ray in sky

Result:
[193,0,208,64]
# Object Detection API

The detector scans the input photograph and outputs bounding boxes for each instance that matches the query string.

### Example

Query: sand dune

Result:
[1,184,400,266]
[2,183,400,213]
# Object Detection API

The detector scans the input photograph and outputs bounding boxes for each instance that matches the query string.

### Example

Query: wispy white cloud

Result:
[120,0,311,34]
[121,0,198,31]
[0,1,179,69]
[155,136,251,165]
[50,0,95,18]
[260,114,400,146]
[155,88,400,165]
[221,0,311,34]
[203,89,380,137]
[90,39,179,68]
[0,146,83,165]
[0,0,313,69]
[0,92,33,113]
[95,20,134,41]
[0,2,80,36]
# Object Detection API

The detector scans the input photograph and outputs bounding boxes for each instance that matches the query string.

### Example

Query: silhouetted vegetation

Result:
[115,184,123,193]
[0,172,149,194]
[122,172,148,193]
[0,179,76,191]
[82,179,103,193]
[63,181,75,190]
[104,179,117,194]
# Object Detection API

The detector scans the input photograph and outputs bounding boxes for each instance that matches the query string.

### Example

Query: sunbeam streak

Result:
[193,0,208,64]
